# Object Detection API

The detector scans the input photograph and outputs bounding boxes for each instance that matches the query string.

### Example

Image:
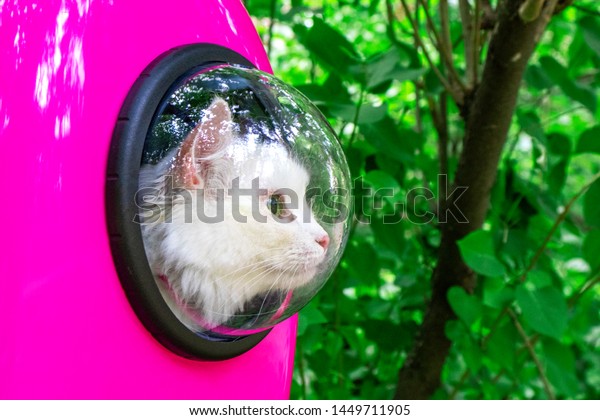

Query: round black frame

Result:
[105,44,271,361]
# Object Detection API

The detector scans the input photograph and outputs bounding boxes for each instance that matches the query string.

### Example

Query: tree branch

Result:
[472,0,482,85]
[481,0,498,30]
[508,309,555,399]
[418,0,444,50]
[395,0,560,399]
[385,0,400,46]
[266,0,277,60]
[426,93,449,203]
[569,274,600,307]
[438,93,449,180]
[459,0,475,87]
[347,87,365,149]
[419,0,467,92]
[439,0,454,65]
[398,0,464,106]
[519,172,600,281]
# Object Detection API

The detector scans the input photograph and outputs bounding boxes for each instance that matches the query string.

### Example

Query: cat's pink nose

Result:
[316,234,329,250]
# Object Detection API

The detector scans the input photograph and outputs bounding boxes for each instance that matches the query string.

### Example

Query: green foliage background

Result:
[246,0,600,399]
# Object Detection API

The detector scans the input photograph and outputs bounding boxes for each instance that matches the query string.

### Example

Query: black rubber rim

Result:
[105,44,271,361]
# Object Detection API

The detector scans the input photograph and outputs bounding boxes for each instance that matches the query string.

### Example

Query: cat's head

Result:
[153,97,330,322]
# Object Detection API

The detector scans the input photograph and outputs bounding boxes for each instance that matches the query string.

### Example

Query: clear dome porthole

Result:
[136,65,352,340]
[106,45,352,359]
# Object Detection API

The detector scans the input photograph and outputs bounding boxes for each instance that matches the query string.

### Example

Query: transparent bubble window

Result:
[136,65,352,340]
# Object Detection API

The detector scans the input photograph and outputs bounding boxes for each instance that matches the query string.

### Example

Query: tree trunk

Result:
[395,0,559,400]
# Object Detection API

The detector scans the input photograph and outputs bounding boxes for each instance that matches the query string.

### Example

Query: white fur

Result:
[140,99,329,329]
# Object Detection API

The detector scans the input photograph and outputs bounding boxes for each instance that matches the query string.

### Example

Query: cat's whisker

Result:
[209,260,282,291]
[231,264,283,296]
[229,255,312,304]
[210,265,282,317]
[255,263,303,321]
[169,252,310,324]
[253,267,290,320]
[282,264,301,293]
[211,250,291,280]
[201,247,294,284]
[213,251,298,288]
[210,261,271,283]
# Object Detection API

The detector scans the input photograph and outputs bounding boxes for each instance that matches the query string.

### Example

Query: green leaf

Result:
[245,0,277,17]
[295,78,352,106]
[576,126,600,155]
[544,134,570,193]
[370,215,405,256]
[360,117,421,163]
[297,302,328,335]
[447,286,483,327]
[294,18,362,80]
[562,82,596,114]
[583,178,600,229]
[457,230,507,277]
[516,285,568,340]
[344,240,380,283]
[328,102,387,124]
[460,335,484,373]
[483,277,515,309]
[423,68,444,95]
[538,55,564,83]
[527,213,554,244]
[446,321,483,373]
[362,49,426,90]
[546,132,571,157]
[340,326,368,361]
[364,299,393,320]
[297,324,325,355]
[445,319,465,341]
[542,339,580,398]
[525,64,554,90]
[324,330,344,358]
[539,55,597,113]
[547,159,568,195]
[486,320,518,373]
[368,0,380,15]
[344,145,366,177]
[517,111,546,144]
[580,16,600,59]
[501,229,531,268]
[568,29,593,70]
[362,319,411,351]
[361,49,398,89]
[527,270,552,289]
[583,229,600,271]
[362,170,401,192]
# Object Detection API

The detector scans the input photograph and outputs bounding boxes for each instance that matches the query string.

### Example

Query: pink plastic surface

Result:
[0,0,297,399]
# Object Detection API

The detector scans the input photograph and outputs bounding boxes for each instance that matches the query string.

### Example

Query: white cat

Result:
[140,97,330,331]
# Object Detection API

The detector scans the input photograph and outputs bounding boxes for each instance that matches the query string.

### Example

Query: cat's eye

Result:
[267,193,295,221]
[106,44,352,360]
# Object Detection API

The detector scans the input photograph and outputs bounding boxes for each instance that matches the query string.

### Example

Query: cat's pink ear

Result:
[172,97,233,188]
